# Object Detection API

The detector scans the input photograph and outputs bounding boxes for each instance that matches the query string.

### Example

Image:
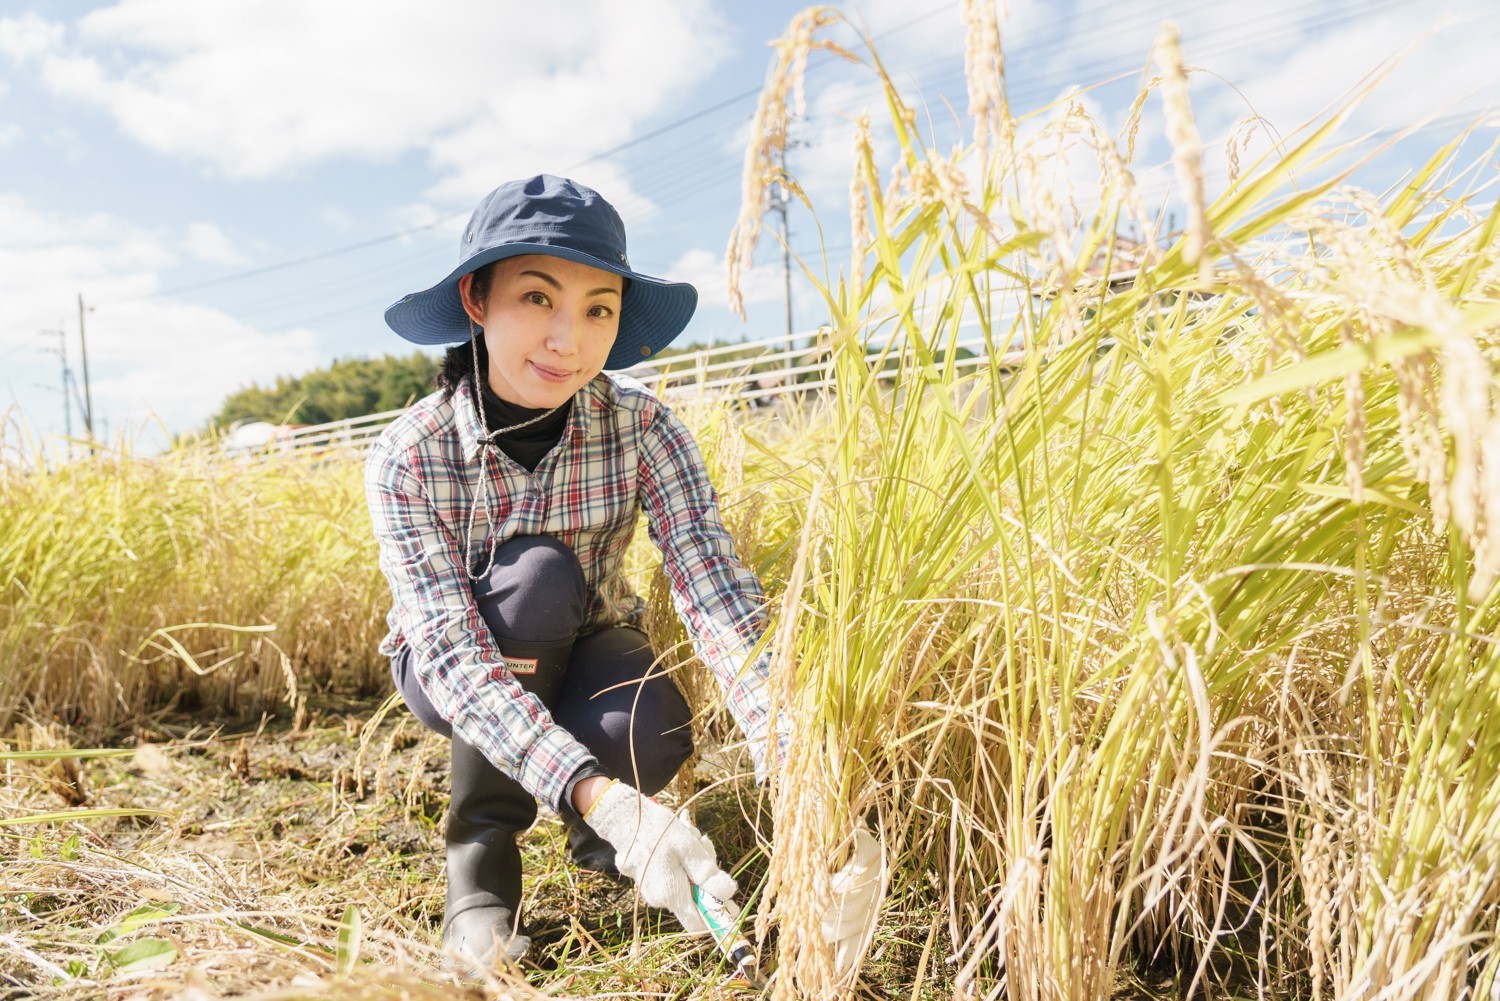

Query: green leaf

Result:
[0,747,137,762]
[63,959,88,978]
[1216,326,1437,408]
[107,938,177,973]
[0,808,167,827]
[336,903,361,975]
[233,921,314,948]
[97,902,182,945]
[59,833,80,861]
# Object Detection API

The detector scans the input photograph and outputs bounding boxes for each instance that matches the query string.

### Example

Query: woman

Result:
[366,175,783,969]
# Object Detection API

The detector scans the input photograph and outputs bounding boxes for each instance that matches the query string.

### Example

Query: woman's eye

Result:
[525,291,549,306]
[588,304,614,318]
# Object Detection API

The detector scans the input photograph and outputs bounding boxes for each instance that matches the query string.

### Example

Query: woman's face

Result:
[459,254,622,410]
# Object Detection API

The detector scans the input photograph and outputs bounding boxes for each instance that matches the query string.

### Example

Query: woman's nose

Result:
[546,314,581,355]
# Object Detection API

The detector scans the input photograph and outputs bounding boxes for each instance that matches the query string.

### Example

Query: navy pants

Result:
[390,535,695,802]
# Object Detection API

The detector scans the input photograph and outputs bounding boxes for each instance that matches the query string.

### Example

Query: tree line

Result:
[210,351,441,429]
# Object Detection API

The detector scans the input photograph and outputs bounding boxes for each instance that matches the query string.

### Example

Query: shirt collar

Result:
[456,375,598,461]
[455,377,488,461]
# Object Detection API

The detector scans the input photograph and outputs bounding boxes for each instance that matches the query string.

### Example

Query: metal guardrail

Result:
[239,323,1027,457]
[644,325,1028,405]
[271,407,409,454]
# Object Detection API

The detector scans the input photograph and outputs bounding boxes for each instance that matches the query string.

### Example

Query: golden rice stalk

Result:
[1341,322,1367,506]
[1394,351,1450,527]
[1305,186,1500,592]
[1049,98,1155,274]
[725,6,846,316]
[1223,116,1271,188]
[762,483,844,999]
[1120,78,1157,164]
[849,113,874,288]
[1153,21,1213,290]
[962,0,1009,157]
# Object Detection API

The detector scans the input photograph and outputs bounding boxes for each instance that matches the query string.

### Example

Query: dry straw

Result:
[1,438,388,735]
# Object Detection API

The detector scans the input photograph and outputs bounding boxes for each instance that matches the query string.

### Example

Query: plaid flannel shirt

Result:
[365,373,779,811]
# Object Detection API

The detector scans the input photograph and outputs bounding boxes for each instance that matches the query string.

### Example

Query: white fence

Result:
[634,323,1027,405]
[242,323,1027,457]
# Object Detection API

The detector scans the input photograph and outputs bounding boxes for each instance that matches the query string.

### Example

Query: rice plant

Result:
[732,6,1500,999]
[0,426,390,736]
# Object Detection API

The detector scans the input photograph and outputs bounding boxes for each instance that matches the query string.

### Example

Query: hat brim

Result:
[384,243,697,371]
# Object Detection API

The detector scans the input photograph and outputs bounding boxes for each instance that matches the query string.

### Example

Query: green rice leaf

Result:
[106,938,177,973]
[1217,326,1438,407]
[97,902,182,945]
[336,903,361,974]
[0,808,168,827]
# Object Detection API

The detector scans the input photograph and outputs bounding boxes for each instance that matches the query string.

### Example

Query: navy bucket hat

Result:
[384,175,697,371]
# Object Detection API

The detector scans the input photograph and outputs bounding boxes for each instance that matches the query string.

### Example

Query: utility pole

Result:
[39,329,72,453]
[774,138,801,377]
[77,292,95,449]
[775,178,793,344]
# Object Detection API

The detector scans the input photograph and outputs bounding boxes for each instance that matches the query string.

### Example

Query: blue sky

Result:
[1,0,1495,445]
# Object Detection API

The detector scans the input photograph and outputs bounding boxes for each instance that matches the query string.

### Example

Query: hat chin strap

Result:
[469,322,489,435]
[463,320,565,583]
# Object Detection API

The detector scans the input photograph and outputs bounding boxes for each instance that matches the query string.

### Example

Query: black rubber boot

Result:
[441,737,536,970]
[441,631,579,971]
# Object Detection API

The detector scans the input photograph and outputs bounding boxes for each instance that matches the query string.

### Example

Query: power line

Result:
[630,0,1334,210]
[92,0,1494,340]
[89,0,1180,327]
[92,2,963,314]
[136,215,464,302]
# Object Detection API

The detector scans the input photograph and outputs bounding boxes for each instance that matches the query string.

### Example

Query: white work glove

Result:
[821,826,884,975]
[584,781,738,936]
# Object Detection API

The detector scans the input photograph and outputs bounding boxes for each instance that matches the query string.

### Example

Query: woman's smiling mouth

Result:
[530,362,575,383]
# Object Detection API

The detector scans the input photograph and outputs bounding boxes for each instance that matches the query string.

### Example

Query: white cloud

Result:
[0,123,20,149]
[183,221,245,265]
[0,11,62,61]
[0,193,319,436]
[1,0,730,206]
[670,245,784,315]
[87,299,317,428]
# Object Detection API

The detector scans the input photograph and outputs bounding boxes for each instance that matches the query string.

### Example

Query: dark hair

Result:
[433,262,630,397]
[435,263,497,397]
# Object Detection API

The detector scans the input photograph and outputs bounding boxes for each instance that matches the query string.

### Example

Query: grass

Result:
[0,699,953,999]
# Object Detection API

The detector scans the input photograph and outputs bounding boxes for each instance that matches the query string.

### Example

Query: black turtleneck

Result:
[477,380,572,472]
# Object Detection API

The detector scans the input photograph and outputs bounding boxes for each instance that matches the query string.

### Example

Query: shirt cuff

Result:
[515,725,598,812]
[559,761,610,816]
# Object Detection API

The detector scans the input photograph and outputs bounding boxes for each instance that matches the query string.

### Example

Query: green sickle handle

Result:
[691,884,763,987]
